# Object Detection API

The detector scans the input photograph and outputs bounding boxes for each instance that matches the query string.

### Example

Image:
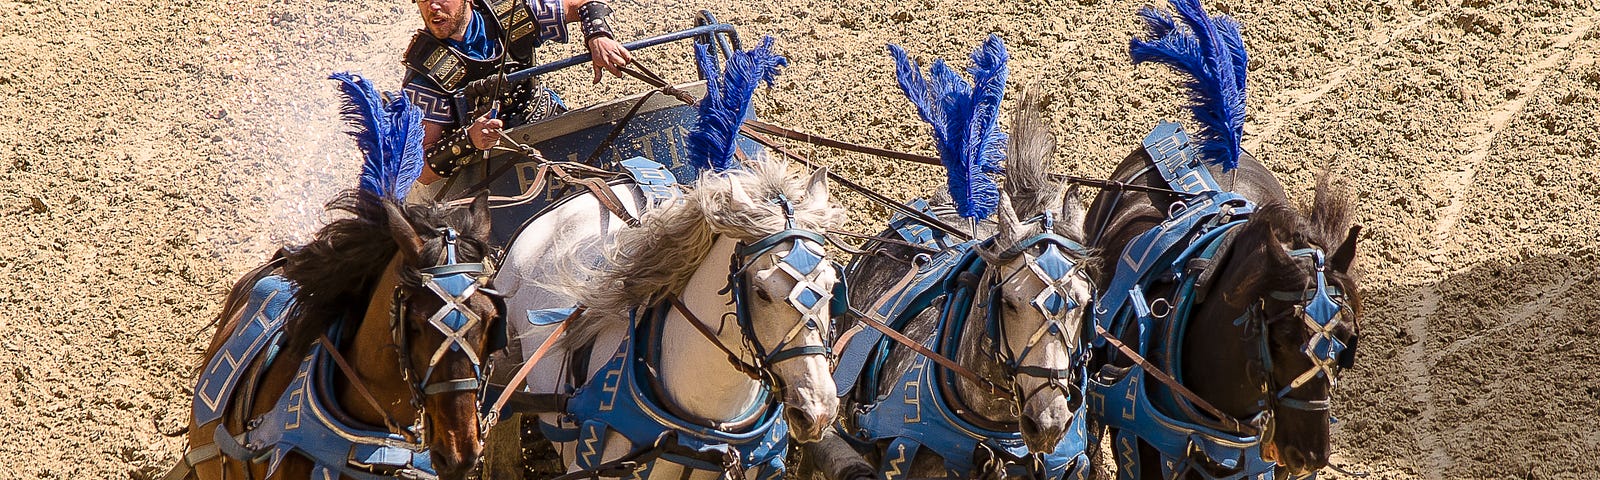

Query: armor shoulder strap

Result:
[480,0,548,64]
[404,31,471,93]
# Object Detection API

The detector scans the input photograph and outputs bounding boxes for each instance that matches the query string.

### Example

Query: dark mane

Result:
[1306,171,1355,264]
[1231,186,1355,292]
[279,190,491,356]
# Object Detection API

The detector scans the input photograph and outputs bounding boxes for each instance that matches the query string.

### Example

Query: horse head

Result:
[971,88,1097,454]
[1188,177,1360,475]
[379,194,503,478]
[699,161,844,443]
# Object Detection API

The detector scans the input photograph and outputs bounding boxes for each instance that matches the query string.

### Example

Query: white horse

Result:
[802,86,1099,479]
[496,157,844,478]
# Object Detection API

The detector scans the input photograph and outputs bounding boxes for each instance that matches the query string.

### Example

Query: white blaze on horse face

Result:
[994,255,1091,454]
[748,243,839,444]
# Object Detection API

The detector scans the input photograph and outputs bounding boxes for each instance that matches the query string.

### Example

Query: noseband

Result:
[392,227,500,438]
[984,213,1095,410]
[1248,248,1356,414]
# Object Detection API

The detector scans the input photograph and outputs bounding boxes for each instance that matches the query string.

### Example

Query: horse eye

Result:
[1002,298,1021,312]
[755,288,773,302]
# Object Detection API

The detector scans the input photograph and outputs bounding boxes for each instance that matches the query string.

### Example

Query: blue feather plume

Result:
[889,34,1008,220]
[330,72,425,199]
[1130,0,1249,170]
[686,36,787,174]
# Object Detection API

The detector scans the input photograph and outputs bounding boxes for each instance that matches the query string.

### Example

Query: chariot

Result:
[415,11,768,246]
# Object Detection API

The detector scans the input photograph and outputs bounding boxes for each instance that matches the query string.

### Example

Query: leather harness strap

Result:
[666,296,764,381]
[736,125,972,242]
[1093,324,1256,436]
[616,61,698,106]
[450,162,641,227]
[583,89,662,168]
[744,118,942,166]
[316,335,414,442]
[824,229,942,255]
[746,119,1195,201]
[482,307,578,430]
[558,165,642,227]
[848,306,1008,398]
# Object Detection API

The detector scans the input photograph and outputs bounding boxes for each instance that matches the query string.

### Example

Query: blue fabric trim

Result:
[194,275,295,426]
[528,307,577,326]
[832,241,973,397]
[401,76,456,125]
[560,307,790,476]
[529,0,568,44]
[447,10,502,61]
[619,157,682,208]
[196,274,433,478]
[248,333,433,479]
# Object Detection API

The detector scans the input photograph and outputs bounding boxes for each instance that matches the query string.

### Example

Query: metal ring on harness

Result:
[1148,297,1172,319]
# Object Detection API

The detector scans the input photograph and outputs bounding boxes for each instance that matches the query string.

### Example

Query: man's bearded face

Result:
[420,0,471,40]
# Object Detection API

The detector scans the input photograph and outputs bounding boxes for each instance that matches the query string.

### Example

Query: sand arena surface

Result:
[2,0,1597,477]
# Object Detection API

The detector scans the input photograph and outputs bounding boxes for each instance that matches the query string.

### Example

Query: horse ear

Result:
[468,192,492,244]
[1055,185,1088,241]
[1330,225,1360,273]
[994,192,1022,246]
[384,200,424,265]
[727,175,756,209]
[803,166,829,208]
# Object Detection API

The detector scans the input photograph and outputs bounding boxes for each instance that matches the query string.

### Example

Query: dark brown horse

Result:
[178,192,500,480]
[1084,151,1360,476]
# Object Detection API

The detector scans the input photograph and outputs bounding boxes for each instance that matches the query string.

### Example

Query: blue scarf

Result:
[447,9,500,61]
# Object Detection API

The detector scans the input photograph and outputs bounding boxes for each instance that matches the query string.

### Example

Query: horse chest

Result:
[536,311,790,480]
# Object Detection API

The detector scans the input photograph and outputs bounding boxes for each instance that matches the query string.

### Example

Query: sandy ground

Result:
[2,0,1597,477]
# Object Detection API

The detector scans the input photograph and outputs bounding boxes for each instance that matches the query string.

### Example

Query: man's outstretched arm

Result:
[560,0,632,83]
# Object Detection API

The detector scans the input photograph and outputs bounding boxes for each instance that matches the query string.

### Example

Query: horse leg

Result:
[1087,421,1114,480]
[801,430,875,480]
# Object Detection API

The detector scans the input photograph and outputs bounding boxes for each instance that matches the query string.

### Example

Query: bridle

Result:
[391,227,504,442]
[672,194,845,391]
[1243,248,1357,418]
[981,212,1095,414]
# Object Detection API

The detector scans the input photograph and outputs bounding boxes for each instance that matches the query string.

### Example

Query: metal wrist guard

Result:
[427,129,477,178]
[578,1,614,41]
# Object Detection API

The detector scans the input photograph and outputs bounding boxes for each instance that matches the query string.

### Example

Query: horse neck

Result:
[337,256,418,428]
[1184,272,1269,419]
[655,235,766,423]
[951,267,1019,423]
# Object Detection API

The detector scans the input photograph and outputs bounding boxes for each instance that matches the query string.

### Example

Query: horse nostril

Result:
[786,409,816,434]
[1020,415,1039,437]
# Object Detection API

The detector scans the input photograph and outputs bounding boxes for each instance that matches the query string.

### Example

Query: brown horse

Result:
[176,191,500,480]
[1084,151,1360,477]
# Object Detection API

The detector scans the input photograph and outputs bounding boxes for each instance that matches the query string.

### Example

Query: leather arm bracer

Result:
[426,128,478,178]
[577,1,614,42]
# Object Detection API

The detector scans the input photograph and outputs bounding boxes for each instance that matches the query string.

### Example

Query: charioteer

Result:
[402,0,632,185]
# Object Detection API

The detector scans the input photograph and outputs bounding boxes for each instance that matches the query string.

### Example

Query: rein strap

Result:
[737,125,973,241]
[1093,325,1256,436]
[483,308,577,431]
[666,296,764,381]
[848,306,1008,398]
[316,335,414,442]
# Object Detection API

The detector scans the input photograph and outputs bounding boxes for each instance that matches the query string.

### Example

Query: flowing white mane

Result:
[548,157,843,346]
